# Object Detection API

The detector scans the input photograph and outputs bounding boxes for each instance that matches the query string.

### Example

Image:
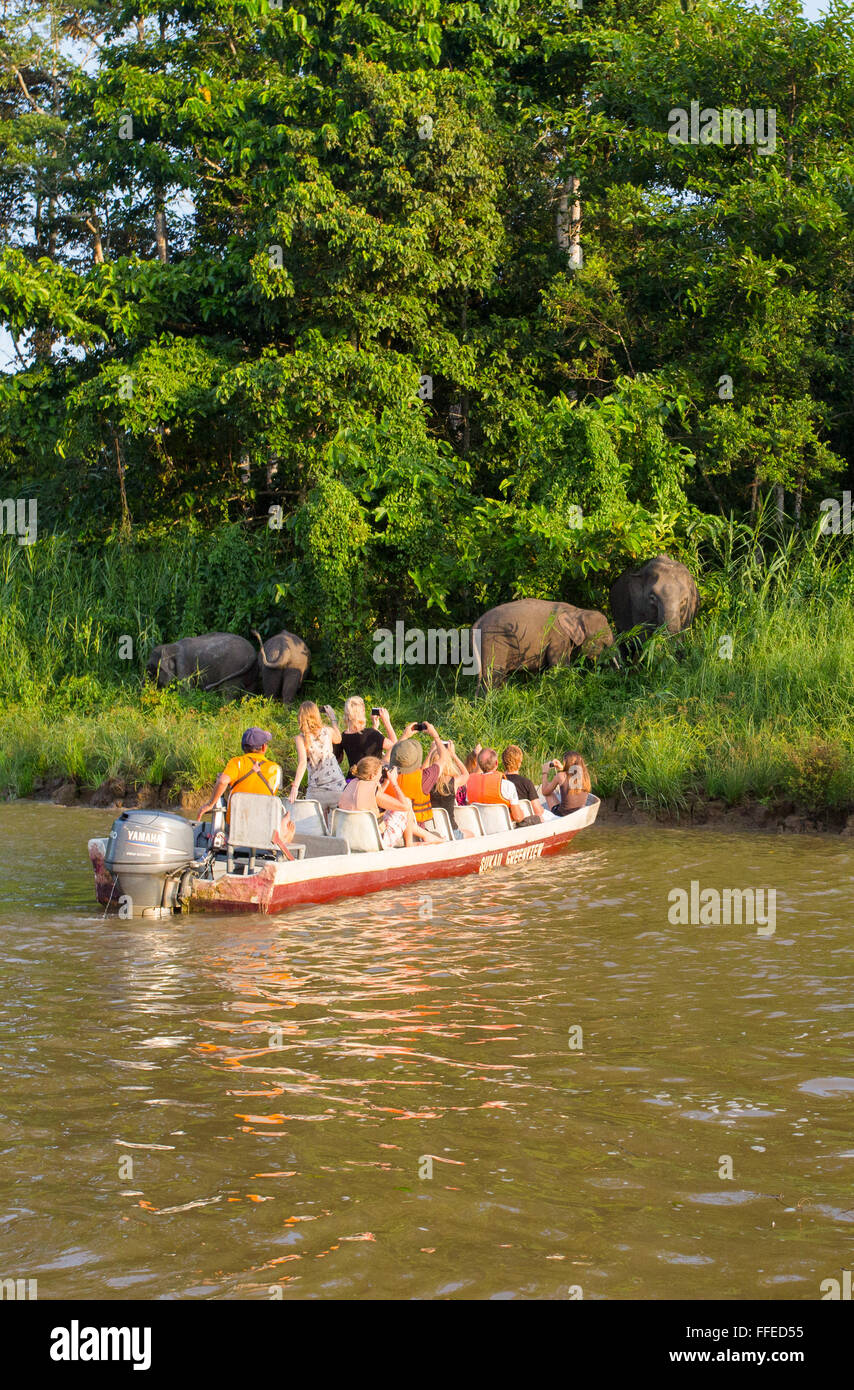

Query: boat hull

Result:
[89,797,599,917]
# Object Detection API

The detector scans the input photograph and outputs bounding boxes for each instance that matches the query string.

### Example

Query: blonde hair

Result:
[502,744,523,773]
[562,752,591,792]
[352,756,382,781]
[428,744,456,796]
[343,696,365,728]
[298,701,322,740]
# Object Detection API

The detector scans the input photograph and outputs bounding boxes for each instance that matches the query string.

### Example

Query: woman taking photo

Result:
[289,701,346,811]
[326,697,397,774]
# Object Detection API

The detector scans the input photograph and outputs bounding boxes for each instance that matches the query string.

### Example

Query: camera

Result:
[413,721,428,732]
[371,707,381,717]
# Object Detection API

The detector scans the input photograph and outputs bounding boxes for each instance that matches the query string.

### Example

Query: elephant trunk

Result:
[657,595,683,635]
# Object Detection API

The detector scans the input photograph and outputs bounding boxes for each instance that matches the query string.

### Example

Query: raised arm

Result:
[423,722,445,765]
[377,706,397,749]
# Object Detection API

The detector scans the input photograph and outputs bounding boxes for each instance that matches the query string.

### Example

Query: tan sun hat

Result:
[389,738,422,772]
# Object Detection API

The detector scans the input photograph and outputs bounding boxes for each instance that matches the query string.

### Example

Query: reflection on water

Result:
[1,804,853,1300]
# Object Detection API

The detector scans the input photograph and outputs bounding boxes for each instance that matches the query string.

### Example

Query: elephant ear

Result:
[555,610,586,648]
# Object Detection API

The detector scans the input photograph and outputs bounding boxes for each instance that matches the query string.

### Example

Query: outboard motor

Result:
[105,810,198,917]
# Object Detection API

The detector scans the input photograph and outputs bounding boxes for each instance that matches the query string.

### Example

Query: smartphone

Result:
[443,740,450,747]
[413,722,428,732]
[379,767,389,783]
[371,707,381,717]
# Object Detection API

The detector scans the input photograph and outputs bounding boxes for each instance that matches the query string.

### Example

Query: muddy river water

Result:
[1,804,852,1300]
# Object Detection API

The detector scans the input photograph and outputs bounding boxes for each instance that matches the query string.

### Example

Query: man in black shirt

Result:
[501,744,545,819]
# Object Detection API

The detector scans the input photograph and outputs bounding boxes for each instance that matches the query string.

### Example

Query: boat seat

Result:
[290,798,329,837]
[227,793,297,872]
[328,808,385,853]
[516,799,534,820]
[470,802,513,835]
[453,804,485,837]
[427,807,454,841]
[291,833,350,859]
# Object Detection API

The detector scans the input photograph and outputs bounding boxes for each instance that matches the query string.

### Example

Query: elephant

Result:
[609,555,699,646]
[251,627,311,704]
[145,633,258,692]
[473,599,614,691]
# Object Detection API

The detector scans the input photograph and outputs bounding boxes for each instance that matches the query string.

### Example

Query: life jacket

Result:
[225,755,281,822]
[396,768,432,823]
[466,770,524,823]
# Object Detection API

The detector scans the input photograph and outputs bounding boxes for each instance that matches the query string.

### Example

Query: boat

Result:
[88,793,600,918]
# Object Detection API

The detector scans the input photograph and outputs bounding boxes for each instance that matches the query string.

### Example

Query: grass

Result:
[1,516,853,813]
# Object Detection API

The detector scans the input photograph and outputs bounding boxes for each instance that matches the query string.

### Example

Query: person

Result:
[456,745,482,807]
[541,752,591,814]
[197,727,295,854]
[327,698,397,774]
[337,756,411,848]
[289,701,346,812]
[501,745,545,820]
[465,747,529,824]
[387,729,446,841]
[427,739,473,837]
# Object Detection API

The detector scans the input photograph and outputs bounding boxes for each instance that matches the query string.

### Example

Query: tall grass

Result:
[1,516,853,810]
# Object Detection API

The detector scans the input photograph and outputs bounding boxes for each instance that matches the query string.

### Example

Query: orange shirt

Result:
[222,755,282,821]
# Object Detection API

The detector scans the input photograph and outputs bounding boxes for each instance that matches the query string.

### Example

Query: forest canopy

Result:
[1,0,853,651]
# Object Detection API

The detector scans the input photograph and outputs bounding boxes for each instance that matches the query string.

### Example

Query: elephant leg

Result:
[278,668,303,704]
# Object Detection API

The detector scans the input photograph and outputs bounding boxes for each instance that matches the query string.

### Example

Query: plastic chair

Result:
[227,794,301,872]
[470,802,512,835]
[427,807,454,841]
[328,808,385,853]
[290,798,330,837]
[453,804,485,837]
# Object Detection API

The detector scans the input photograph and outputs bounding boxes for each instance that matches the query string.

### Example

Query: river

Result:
[1,804,852,1300]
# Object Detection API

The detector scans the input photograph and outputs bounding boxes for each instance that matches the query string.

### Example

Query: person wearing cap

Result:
[198,727,284,824]
[389,725,446,836]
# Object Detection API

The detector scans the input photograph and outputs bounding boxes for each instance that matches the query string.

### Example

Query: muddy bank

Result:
[23,775,854,836]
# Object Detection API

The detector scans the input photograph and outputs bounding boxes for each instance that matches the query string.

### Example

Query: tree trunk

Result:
[114,432,133,537]
[774,482,785,528]
[794,480,803,526]
[154,192,168,262]
[557,174,582,268]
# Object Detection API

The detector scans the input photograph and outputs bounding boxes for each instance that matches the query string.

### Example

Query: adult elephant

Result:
[251,628,311,704]
[473,599,614,692]
[609,555,699,643]
[145,633,258,692]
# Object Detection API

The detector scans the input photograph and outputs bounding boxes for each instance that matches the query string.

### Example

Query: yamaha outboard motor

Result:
[105,810,198,917]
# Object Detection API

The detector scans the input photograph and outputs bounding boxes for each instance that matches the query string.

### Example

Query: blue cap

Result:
[241,727,272,752]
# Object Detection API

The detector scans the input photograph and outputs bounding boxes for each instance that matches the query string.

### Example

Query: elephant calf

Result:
[251,628,311,704]
[145,633,258,692]
[473,599,614,692]
[610,554,699,643]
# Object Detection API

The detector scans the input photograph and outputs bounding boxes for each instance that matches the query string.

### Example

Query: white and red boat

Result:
[89,794,600,918]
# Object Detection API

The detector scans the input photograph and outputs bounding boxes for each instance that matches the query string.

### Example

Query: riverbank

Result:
[26,773,854,836]
[3,523,853,824]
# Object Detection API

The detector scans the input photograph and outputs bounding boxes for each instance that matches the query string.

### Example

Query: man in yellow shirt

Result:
[199,728,293,854]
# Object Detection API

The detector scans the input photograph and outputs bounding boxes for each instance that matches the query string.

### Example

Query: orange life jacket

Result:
[396,768,432,823]
[466,770,524,822]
